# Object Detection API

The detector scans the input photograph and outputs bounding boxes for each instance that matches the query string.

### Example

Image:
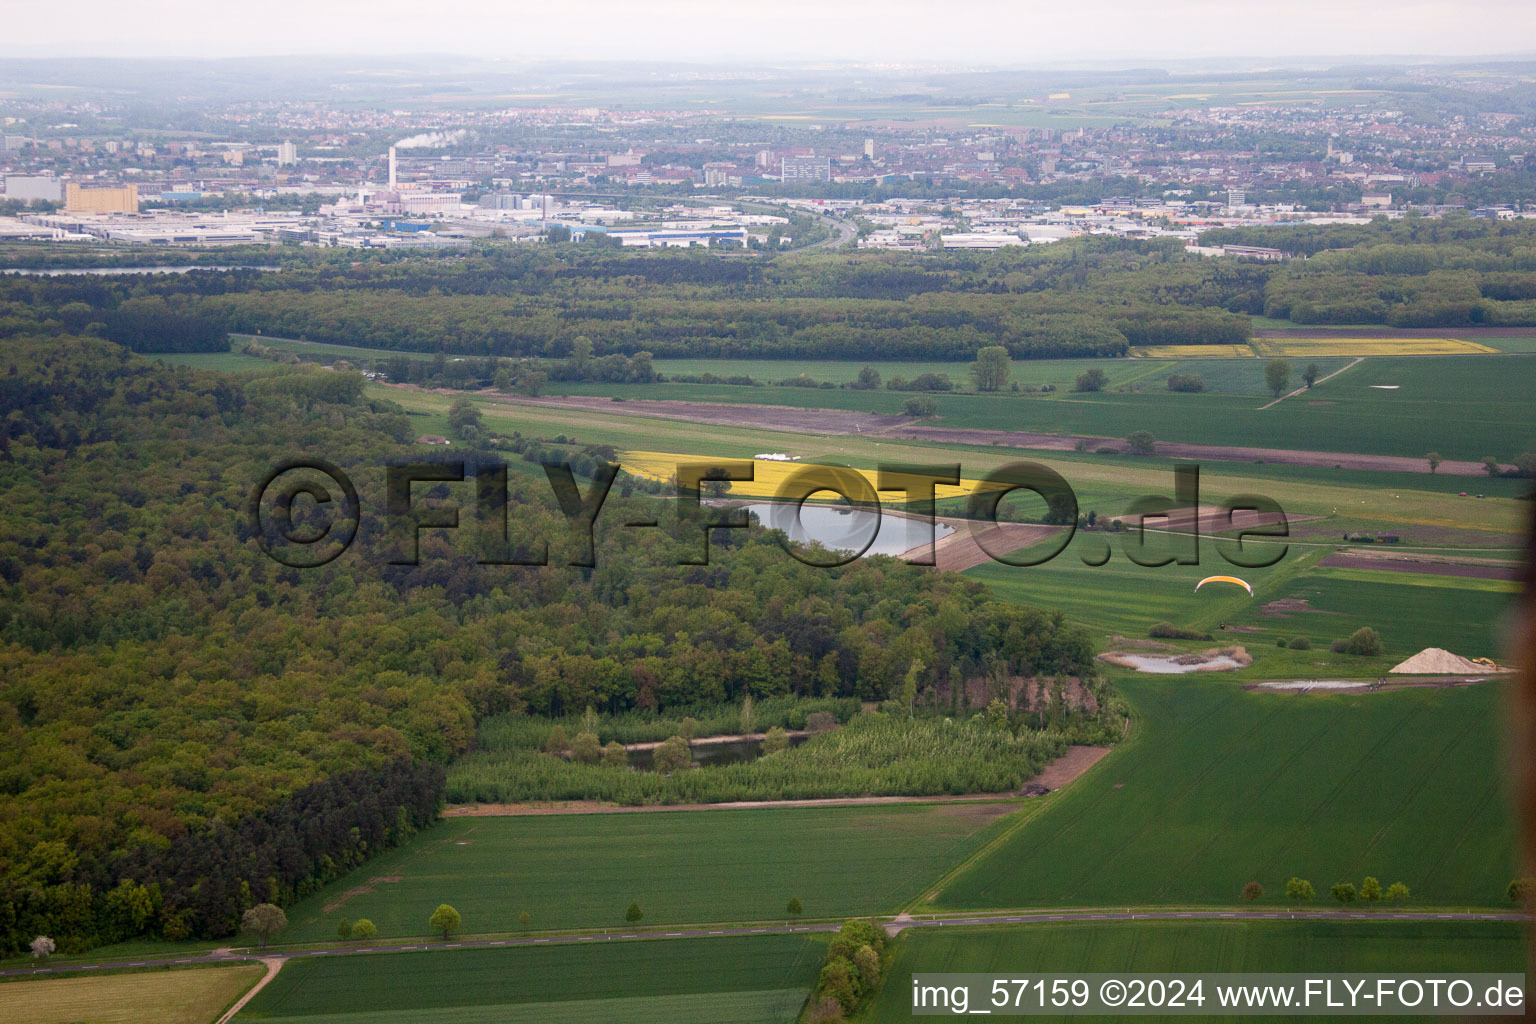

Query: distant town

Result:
[1,58,1533,254]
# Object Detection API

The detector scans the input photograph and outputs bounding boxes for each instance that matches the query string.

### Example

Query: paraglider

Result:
[1195,575,1253,596]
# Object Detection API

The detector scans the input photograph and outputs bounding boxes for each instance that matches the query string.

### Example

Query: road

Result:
[6,908,1526,980]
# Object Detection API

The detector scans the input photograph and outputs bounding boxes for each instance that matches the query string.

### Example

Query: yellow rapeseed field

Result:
[1252,337,1498,357]
[621,451,1009,502]
[1134,344,1254,358]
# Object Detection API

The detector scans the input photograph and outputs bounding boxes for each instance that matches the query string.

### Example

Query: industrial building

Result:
[780,155,831,183]
[65,183,139,214]
[3,175,62,203]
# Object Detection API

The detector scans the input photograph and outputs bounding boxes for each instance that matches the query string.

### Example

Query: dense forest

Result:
[8,218,1536,369]
[0,337,1097,954]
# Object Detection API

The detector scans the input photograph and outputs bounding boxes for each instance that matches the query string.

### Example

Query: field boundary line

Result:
[1257,356,1364,410]
[907,729,1134,913]
[214,956,283,1024]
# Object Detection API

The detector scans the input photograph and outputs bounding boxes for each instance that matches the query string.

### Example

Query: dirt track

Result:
[489,394,1507,476]
[892,425,1506,476]
[1318,553,1518,580]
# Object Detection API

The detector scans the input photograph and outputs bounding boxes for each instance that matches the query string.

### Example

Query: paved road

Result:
[5,909,1526,980]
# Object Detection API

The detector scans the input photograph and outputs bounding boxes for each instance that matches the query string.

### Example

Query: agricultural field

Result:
[473,352,1536,462]
[927,676,1519,912]
[235,934,822,1024]
[279,803,1019,943]
[1250,336,1500,357]
[0,965,265,1024]
[1224,565,1518,660]
[865,920,1529,1021]
[969,534,1517,657]
[379,381,1527,545]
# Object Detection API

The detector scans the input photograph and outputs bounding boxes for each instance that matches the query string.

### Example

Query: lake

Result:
[738,502,955,559]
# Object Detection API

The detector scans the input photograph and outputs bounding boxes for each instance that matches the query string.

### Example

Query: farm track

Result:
[9,909,1526,981]
[478,392,1515,476]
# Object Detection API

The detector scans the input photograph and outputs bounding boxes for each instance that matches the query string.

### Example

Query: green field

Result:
[1225,565,1517,660]
[968,535,1517,658]
[281,803,1017,942]
[0,965,265,1024]
[530,353,1536,462]
[865,920,1528,1021]
[236,934,821,1023]
[929,677,1518,911]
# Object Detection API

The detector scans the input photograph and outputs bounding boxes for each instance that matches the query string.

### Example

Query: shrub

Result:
[570,731,601,764]
[1166,373,1205,392]
[653,735,693,774]
[1344,627,1382,656]
[1242,881,1263,901]
[762,725,789,754]
[902,396,937,417]
[1149,622,1213,641]
[1287,637,1312,651]
[1074,368,1109,392]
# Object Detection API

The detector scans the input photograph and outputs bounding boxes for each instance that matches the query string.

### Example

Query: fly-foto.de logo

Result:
[248,457,1288,571]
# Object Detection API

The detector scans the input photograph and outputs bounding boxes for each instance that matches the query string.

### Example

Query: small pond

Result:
[626,734,808,770]
[1101,653,1248,674]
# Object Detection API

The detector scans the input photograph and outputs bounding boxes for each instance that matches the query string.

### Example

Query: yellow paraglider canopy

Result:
[1195,575,1253,596]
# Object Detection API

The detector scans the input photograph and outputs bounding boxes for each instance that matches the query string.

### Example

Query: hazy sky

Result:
[5,0,1535,63]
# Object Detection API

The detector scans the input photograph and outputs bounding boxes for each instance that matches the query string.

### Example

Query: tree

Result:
[854,366,882,390]
[1482,455,1500,477]
[351,919,377,940]
[971,346,1012,392]
[1265,358,1293,398]
[1242,881,1264,902]
[762,725,789,754]
[1303,362,1320,388]
[1385,882,1410,905]
[514,368,548,397]
[1074,368,1108,393]
[902,396,937,417]
[544,724,568,754]
[625,900,644,923]
[447,397,483,440]
[1126,430,1156,456]
[1507,877,1536,907]
[653,735,692,774]
[1285,877,1315,904]
[29,936,54,960]
[1359,876,1382,906]
[739,694,756,734]
[1426,451,1441,474]
[519,911,531,929]
[1330,882,1357,905]
[853,944,881,987]
[787,896,803,918]
[337,919,354,941]
[602,741,628,767]
[241,903,288,949]
[429,903,462,940]
[679,716,699,739]
[1344,626,1383,656]
[570,731,601,764]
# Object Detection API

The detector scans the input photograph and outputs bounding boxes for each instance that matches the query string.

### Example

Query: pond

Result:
[738,502,955,559]
[626,734,807,770]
